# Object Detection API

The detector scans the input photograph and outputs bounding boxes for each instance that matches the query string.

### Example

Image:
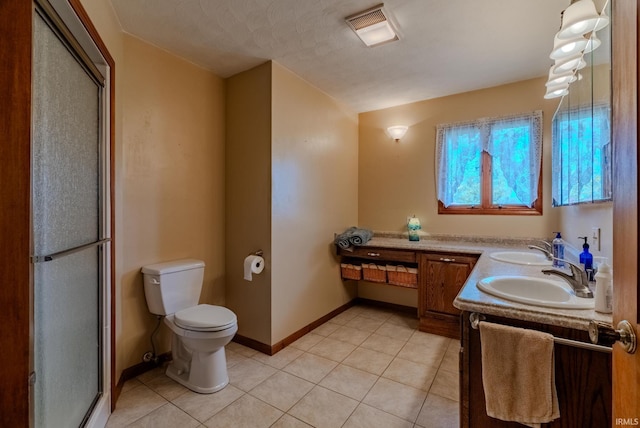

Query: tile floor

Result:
[106,304,460,428]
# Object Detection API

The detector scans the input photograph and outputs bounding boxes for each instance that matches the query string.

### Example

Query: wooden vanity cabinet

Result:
[418,253,477,339]
[460,311,612,428]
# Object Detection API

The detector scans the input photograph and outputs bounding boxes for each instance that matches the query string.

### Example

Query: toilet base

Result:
[165,342,230,394]
[166,363,229,394]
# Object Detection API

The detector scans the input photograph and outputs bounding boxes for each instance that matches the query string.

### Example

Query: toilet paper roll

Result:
[243,255,265,281]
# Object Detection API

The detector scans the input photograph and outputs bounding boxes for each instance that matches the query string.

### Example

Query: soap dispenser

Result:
[552,232,565,268]
[578,236,593,278]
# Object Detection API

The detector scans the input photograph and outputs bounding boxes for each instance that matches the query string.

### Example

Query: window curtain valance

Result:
[436,111,543,208]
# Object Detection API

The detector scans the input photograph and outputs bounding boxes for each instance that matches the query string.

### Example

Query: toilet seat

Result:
[174,304,237,332]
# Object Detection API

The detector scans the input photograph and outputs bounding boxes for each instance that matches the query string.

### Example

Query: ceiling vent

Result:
[346,4,399,47]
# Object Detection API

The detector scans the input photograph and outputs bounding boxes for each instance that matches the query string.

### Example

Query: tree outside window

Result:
[436,111,543,215]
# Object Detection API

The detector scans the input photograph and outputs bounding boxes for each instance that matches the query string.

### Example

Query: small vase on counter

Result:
[407,215,421,242]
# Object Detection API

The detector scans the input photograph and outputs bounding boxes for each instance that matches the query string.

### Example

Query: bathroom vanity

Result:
[454,247,613,428]
[338,235,613,427]
[338,238,479,338]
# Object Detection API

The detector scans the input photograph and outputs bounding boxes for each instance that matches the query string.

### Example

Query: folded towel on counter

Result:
[334,227,358,249]
[348,228,373,246]
[479,322,559,428]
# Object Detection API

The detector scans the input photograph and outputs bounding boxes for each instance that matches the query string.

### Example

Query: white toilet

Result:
[141,259,238,394]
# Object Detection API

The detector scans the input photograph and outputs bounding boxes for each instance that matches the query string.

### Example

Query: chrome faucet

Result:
[542,261,594,298]
[528,244,553,260]
[537,239,553,252]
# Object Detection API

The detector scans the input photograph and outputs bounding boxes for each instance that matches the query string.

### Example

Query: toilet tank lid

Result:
[141,259,205,275]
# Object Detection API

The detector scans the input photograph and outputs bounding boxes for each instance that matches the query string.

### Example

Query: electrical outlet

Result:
[592,227,601,251]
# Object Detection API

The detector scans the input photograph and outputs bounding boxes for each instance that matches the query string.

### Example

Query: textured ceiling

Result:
[110,0,568,113]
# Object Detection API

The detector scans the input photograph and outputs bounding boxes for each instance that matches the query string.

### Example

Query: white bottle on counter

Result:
[594,258,612,314]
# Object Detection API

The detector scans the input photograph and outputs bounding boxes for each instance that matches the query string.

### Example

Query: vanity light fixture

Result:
[583,34,601,53]
[346,4,399,47]
[549,34,589,60]
[557,0,609,39]
[552,54,587,74]
[544,84,570,99]
[546,67,578,87]
[544,0,607,99]
[387,125,408,142]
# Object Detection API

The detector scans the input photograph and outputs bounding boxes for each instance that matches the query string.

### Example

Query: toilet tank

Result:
[141,259,205,315]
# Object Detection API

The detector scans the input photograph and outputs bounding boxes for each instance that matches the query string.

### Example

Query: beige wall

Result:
[558,203,613,260]
[226,61,359,346]
[118,35,226,373]
[225,63,273,345]
[271,62,359,343]
[358,77,561,239]
[78,0,227,380]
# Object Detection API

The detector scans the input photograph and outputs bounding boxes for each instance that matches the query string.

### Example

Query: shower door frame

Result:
[0,0,115,425]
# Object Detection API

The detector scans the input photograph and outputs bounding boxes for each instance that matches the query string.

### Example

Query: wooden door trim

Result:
[611,0,639,421]
[0,1,34,425]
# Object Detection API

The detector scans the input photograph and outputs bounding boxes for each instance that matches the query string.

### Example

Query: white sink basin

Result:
[489,251,552,266]
[477,275,595,309]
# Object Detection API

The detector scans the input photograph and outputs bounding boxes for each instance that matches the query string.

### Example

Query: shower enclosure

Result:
[31,1,112,426]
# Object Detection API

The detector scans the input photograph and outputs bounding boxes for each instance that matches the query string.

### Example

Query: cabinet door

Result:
[420,253,476,316]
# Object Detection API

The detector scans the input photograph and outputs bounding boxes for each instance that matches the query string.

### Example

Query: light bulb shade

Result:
[387,125,408,141]
[546,66,577,87]
[584,34,601,53]
[544,84,569,99]
[549,34,588,60]
[552,54,587,74]
[557,0,609,39]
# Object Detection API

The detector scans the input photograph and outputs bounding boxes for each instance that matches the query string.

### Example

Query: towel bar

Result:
[469,312,612,353]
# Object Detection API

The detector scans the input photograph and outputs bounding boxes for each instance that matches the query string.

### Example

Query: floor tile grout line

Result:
[114,383,167,427]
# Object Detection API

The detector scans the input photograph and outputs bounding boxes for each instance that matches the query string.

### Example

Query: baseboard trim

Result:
[233,298,418,356]
[272,298,359,354]
[232,334,273,355]
[114,351,172,403]
[233,298,359,356]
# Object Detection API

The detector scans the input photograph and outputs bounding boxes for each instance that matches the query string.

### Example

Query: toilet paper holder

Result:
[251,250,263,257]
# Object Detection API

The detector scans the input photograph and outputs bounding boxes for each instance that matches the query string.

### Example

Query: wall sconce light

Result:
[387,125,408,142]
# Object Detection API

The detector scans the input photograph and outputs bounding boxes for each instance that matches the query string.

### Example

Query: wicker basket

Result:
[387,265,418,288]
[340,263,362,280]
[362,263,387,283]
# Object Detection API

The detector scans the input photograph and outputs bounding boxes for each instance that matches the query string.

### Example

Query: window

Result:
[552,104,611,206]
[436,111,543,215]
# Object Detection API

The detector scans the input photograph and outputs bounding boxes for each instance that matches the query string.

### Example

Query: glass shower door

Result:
[32,11,106,427]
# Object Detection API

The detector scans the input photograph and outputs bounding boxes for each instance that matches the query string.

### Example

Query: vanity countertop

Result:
[354,234,613,331]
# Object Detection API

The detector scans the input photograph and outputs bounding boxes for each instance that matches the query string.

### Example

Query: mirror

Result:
[551,1,612,206]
